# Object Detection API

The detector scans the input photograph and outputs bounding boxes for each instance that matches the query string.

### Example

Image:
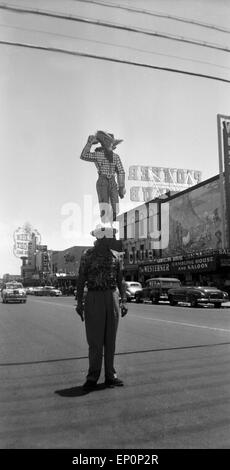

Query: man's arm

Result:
[76,254,87,320]
[116,259,127,305]
[77,254,87,304]
[80,135,98,161]
[118,271,128,318]
[115,154,126,198]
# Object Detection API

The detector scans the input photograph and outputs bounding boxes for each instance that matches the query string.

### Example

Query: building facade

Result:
[2,274,23,283]
[21,241,50,285]
[118,174,230,292]
[50,245,91,293]
[21,243,91,289]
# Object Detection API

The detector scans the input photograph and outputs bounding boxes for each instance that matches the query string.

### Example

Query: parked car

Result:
[1,282,27,303]
[25,287,36,295]
[34,287,45,296]
[125,281,142,302]
[168,285,229,308]
[135,277,181,304]
[35,286,62,296]
[41,286,54,296]
[49,287,62,297]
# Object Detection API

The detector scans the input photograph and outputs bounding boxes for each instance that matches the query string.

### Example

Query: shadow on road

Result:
[55,383,106,397]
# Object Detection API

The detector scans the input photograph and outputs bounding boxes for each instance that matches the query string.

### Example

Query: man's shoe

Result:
[104,378,124,388]
[82,380,97,392]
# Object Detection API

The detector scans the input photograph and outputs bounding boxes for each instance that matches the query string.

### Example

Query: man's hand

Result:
[87,135,98,145]
[118,187,126,199]
[76,304,85,321]
[121,302,128,317]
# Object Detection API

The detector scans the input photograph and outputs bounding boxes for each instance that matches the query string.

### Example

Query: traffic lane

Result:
[1,335,230,448]
[1,296,230,365]
[116,300,230,355]
[1,298,230,448]
[0,296,85,364]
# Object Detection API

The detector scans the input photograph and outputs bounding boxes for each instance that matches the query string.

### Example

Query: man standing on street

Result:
[76,226,128,392]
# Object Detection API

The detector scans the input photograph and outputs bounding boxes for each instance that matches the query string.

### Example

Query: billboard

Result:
[126,165,202,209]
[223,119,230,247]
[162,178,224,256]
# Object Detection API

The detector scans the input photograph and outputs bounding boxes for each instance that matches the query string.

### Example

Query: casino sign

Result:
[127,166,202,206]
[13,223,41,258]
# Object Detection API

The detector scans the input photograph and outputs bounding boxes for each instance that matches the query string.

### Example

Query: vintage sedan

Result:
[125,281,142,302]
[135,277,181,304]
[1,282,27,303]
[33,286,45,296]
[168,285,229,308]
[36,286,62,296]
[49,287,62,297]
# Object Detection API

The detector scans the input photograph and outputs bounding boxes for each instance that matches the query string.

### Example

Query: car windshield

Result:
[6,283,23,289]
[128,283,141,287]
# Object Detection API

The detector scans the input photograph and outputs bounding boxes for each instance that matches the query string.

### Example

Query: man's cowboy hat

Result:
[90,224,118,239]
[96,131,123,150]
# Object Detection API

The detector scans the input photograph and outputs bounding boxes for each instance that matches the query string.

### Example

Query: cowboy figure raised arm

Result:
[80,131,126,223]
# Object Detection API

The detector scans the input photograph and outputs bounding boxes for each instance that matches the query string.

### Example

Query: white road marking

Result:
[131,313,230,333]
[28,298,74,308]
[29,298,230,333]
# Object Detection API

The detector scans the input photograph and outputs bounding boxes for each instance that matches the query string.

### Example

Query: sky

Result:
[0,0,230,276]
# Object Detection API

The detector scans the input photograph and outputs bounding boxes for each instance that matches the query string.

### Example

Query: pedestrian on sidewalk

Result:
[76,225,128,392]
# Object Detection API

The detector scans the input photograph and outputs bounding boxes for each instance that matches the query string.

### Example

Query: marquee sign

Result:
[140,255,216,275]
[126,248,226,275]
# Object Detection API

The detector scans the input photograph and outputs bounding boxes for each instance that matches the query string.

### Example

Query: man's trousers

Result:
[84,289,120,382]
[96,175,119,222]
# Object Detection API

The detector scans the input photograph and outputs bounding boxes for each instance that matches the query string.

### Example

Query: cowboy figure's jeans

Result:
[96,175,119,222]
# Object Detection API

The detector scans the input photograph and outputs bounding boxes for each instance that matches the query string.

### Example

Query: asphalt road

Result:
[0,296,230,449]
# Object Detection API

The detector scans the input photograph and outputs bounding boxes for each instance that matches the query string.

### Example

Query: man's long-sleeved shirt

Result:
[77,246,126,305]
[80,141,125,179]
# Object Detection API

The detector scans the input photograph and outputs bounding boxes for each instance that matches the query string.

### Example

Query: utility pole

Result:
[217,114,230,249]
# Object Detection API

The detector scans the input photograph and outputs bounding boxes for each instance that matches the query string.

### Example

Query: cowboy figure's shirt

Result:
[80,141,125,179]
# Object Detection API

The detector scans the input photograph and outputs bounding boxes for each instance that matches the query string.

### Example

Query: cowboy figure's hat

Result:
[90,224,118,239]
[96,130,123,150]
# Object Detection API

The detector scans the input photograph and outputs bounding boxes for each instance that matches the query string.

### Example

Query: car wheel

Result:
[135,296,140,303]
[190,296,198,308]
[151,297,159,304]
[214,303,221,308]
[169,296,177,306]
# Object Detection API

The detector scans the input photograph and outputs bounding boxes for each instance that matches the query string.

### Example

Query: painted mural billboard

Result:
[223,119,230,247]
[162,178,224,256]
